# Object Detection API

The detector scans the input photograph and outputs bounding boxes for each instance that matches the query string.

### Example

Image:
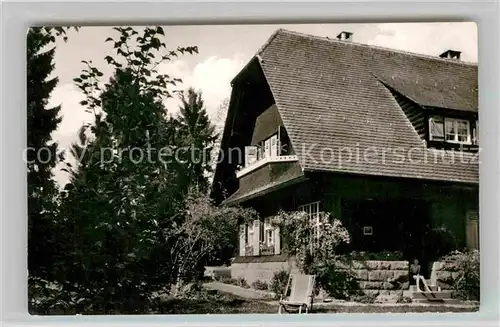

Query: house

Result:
[211,29,479,285]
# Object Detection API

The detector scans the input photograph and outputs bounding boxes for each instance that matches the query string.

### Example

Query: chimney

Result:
[439,49,461,60]
[336,31,353,42]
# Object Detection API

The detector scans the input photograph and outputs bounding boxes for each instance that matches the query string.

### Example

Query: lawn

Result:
[155,289,479,314]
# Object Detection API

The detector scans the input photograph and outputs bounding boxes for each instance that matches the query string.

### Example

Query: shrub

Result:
[271,211,358,300]
[270,270,290,299]
[423,225,457,261]
[347,251,404,261]
[214,275,233,283]
[235,277,249,288]
[396,295,413,304]
[251,280,269,291]
[350,292,377,304]
[441,250,479,301]
[315,264,359,300]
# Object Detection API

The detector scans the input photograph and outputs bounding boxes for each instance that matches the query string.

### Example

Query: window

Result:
[255,134,280,162]
[445,118,471,144]
[298,201,322,239]
[429,116,445,141]
[264,218,274,246]
[270,135,279,158]
[247,223,254,245]
[429,116,472,145]
[363,226,373,236]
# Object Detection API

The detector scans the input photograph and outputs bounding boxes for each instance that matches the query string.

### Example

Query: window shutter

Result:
[239,224,246,256]
[270,135,278,158]
[264,139,271,158]
[253,220,260,256]
[274,226,281,255]
[429,116,444,141]
[245,146,257,166]
[466,211,479,250]
[473,120,479,145]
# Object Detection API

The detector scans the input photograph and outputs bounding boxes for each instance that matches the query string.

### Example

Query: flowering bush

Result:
[271,211,357,298]
[441,249,479,301]
[270,270,290,299]
[259,242,274,255]
[271,211,350,272]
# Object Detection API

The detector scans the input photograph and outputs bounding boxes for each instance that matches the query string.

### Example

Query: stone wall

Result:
[430,261,461,290]
[231,258,409,294]
[347,260,409,296]
[231,259,298,285]
[231,257,466,299]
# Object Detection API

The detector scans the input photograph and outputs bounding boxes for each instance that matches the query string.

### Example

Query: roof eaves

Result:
[222,174,308,206]
[230,56,258,85]
[301,166,479,185]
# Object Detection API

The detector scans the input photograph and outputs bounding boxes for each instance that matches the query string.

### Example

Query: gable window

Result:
[258,134,279,160]
[428,116,472,145]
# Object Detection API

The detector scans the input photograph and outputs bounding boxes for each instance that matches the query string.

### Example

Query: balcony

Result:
[236,155,299,178]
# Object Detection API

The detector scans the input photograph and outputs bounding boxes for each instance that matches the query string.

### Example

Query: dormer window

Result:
[428,115,472,145]
[445,118,470,144]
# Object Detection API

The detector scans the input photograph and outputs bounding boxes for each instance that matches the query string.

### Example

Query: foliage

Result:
[422,225,458,261]
[176,88,217,193]
[236,277,250,289]
[349,292,377,304]
[270,270,290,299]
[396,295,413,304]
[441,250,480,301]
[346,250,404,261]
[271,211,350,272]
[27,26,78,285]
[171,190,258,292]
[315,264,360,300]
[215,276,249,289]
[271,211,358,299]
[48,26,201,314]
[251,280,269,291]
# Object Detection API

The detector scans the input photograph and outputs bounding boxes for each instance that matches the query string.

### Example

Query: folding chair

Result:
[278,273,316,314]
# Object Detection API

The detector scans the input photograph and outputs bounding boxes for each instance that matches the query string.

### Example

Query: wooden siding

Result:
[251,104,283,145]
[388,88,426,139]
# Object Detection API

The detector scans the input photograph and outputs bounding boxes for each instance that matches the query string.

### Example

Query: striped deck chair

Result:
[278,273,316,314]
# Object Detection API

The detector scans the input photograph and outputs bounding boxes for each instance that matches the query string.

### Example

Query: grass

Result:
[155,289,276,314]
[156,289,479,314]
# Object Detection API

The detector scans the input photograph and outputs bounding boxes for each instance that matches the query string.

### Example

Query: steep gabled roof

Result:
[254,29,478,184]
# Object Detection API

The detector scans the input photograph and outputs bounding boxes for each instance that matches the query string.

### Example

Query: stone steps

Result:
[412,290,453,300]
[404,282,457,304]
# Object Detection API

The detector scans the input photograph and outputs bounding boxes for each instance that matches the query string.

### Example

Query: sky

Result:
[47,22,478,185]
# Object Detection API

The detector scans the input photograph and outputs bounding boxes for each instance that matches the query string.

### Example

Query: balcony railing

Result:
[236,155,299,178]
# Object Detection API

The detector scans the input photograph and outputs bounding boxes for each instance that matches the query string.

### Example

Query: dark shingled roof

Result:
[223,161,305,205]
[251,29,478,184]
